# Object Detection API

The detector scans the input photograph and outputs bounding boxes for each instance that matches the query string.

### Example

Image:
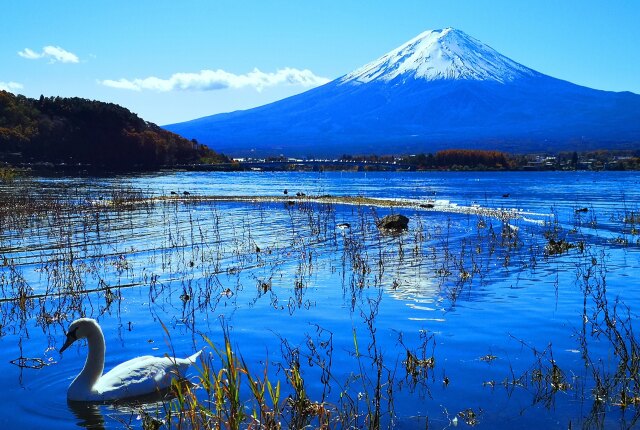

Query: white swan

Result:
[59,318,201,402]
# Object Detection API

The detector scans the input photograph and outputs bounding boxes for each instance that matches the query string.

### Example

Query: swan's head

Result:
[60,318,100,353]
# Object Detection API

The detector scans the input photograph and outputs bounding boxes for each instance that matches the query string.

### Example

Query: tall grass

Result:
[1,177,639,428]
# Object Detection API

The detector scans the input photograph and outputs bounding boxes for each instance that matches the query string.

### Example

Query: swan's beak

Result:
[59,335,75,353]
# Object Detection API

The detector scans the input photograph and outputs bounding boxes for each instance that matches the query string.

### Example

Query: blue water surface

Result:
[1,170,639,429]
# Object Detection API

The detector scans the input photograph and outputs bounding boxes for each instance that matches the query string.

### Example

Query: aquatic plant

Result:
[1,174,640,429]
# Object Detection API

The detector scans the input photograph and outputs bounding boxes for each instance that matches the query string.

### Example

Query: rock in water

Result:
[376,214,409,232]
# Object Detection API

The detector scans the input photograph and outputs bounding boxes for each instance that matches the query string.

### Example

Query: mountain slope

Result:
[165,28,640,157]
[0,91,226,168]
[341,27,539,84]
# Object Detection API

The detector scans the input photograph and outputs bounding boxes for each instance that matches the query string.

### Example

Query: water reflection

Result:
[68,389,171,430]
[1,171,640,429]
[67,401,105,430]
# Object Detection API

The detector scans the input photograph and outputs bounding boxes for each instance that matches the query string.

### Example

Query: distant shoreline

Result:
[3,157,639,175]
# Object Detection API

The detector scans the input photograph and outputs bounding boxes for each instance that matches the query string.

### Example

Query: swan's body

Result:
[60,318,201,402]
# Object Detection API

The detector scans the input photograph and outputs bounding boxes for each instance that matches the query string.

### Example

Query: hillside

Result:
[0,91,227,169]
[165,28,640,157]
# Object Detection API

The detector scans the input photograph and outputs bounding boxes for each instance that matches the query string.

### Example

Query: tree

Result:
[0,91,227,169]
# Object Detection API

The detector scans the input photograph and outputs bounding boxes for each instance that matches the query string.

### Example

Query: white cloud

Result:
[0,81,24,93]
[100,68,331,92]
[18,46,79,63]
[17,48,41,60]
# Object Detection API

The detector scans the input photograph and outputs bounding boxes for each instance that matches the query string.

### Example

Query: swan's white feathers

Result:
[95,354,200,399]
[95,356,172,399]
[61,318,202,402]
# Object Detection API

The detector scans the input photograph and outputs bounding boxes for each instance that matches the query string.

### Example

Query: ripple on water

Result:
[2,171,640,429]
[10,361,75,429]
[16,356,171,429]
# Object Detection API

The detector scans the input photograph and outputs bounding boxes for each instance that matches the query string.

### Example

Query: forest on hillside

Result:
[0,91,227,169]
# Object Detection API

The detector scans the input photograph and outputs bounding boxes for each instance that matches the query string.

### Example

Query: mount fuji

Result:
[165,28,640,157]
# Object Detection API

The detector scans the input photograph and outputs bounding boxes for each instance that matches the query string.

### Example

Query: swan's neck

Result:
[70,325,105,395]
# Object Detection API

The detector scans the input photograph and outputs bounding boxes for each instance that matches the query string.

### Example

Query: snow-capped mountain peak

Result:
[341,28,539,84]
[166,27,640,158]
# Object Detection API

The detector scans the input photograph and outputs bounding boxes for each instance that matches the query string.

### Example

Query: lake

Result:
[1,170,639,429]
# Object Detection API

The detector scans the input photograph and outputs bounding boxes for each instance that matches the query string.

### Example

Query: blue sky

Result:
[2,1,639,125]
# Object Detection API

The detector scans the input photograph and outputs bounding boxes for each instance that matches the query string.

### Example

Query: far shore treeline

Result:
[293,149,640,171]
[348,149,640,171]
[0,91,228,169]
[2,90,639,173]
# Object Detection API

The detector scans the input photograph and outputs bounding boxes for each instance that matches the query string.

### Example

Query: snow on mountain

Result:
[341,28,539,84]
[164,28,640,157]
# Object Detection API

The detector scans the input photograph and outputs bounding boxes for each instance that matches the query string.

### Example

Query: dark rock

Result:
[376,214,409,232]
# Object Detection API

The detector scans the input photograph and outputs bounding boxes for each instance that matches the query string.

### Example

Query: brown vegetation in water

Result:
[1,180,639,428]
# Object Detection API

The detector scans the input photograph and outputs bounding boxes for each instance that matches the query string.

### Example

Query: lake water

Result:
[1,170,639,429]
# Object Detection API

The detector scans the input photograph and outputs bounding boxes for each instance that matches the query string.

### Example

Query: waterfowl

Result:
[59,318,201,402]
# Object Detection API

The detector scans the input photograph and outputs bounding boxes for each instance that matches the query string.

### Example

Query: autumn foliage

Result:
[433,149,511,169]
[0,91,226,169]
